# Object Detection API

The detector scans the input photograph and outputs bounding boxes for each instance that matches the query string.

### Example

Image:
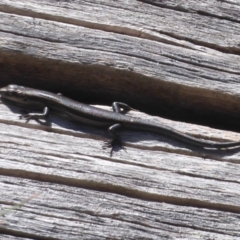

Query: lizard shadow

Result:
[122,129,240,157]
[1,99,53,126]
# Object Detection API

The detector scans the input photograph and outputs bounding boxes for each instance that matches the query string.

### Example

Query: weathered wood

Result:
[0,0,240,123]
[0,0,240,239]
[1,0,240,50]
[1,176,240,239]
[0,102,240,238]
[137,0,240,22]
[0,236,33,240]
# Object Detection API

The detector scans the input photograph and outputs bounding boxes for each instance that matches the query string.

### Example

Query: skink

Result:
[1,84,240,153]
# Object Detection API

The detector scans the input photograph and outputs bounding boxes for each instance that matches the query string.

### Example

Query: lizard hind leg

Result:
[103,123,126,156]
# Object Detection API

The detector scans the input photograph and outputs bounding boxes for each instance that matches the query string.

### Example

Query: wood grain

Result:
[0,0,240,239]
[0,0,240,123]
[0,103,240,239]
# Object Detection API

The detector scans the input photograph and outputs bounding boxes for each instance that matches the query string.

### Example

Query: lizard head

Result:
[0,85,47,110]
[0,84,28,102]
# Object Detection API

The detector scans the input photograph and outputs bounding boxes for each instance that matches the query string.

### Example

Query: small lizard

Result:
[0,84,239,154]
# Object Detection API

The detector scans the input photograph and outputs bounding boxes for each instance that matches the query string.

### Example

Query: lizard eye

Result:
[6,89,25,98]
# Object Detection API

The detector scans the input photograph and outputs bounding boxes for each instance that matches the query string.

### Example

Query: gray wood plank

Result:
[0,0,240,121]
[1,13,240,121]
[1,0,240,50]
[1,176,239,239]
[0,103,240,212]
[137,0,240,21]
